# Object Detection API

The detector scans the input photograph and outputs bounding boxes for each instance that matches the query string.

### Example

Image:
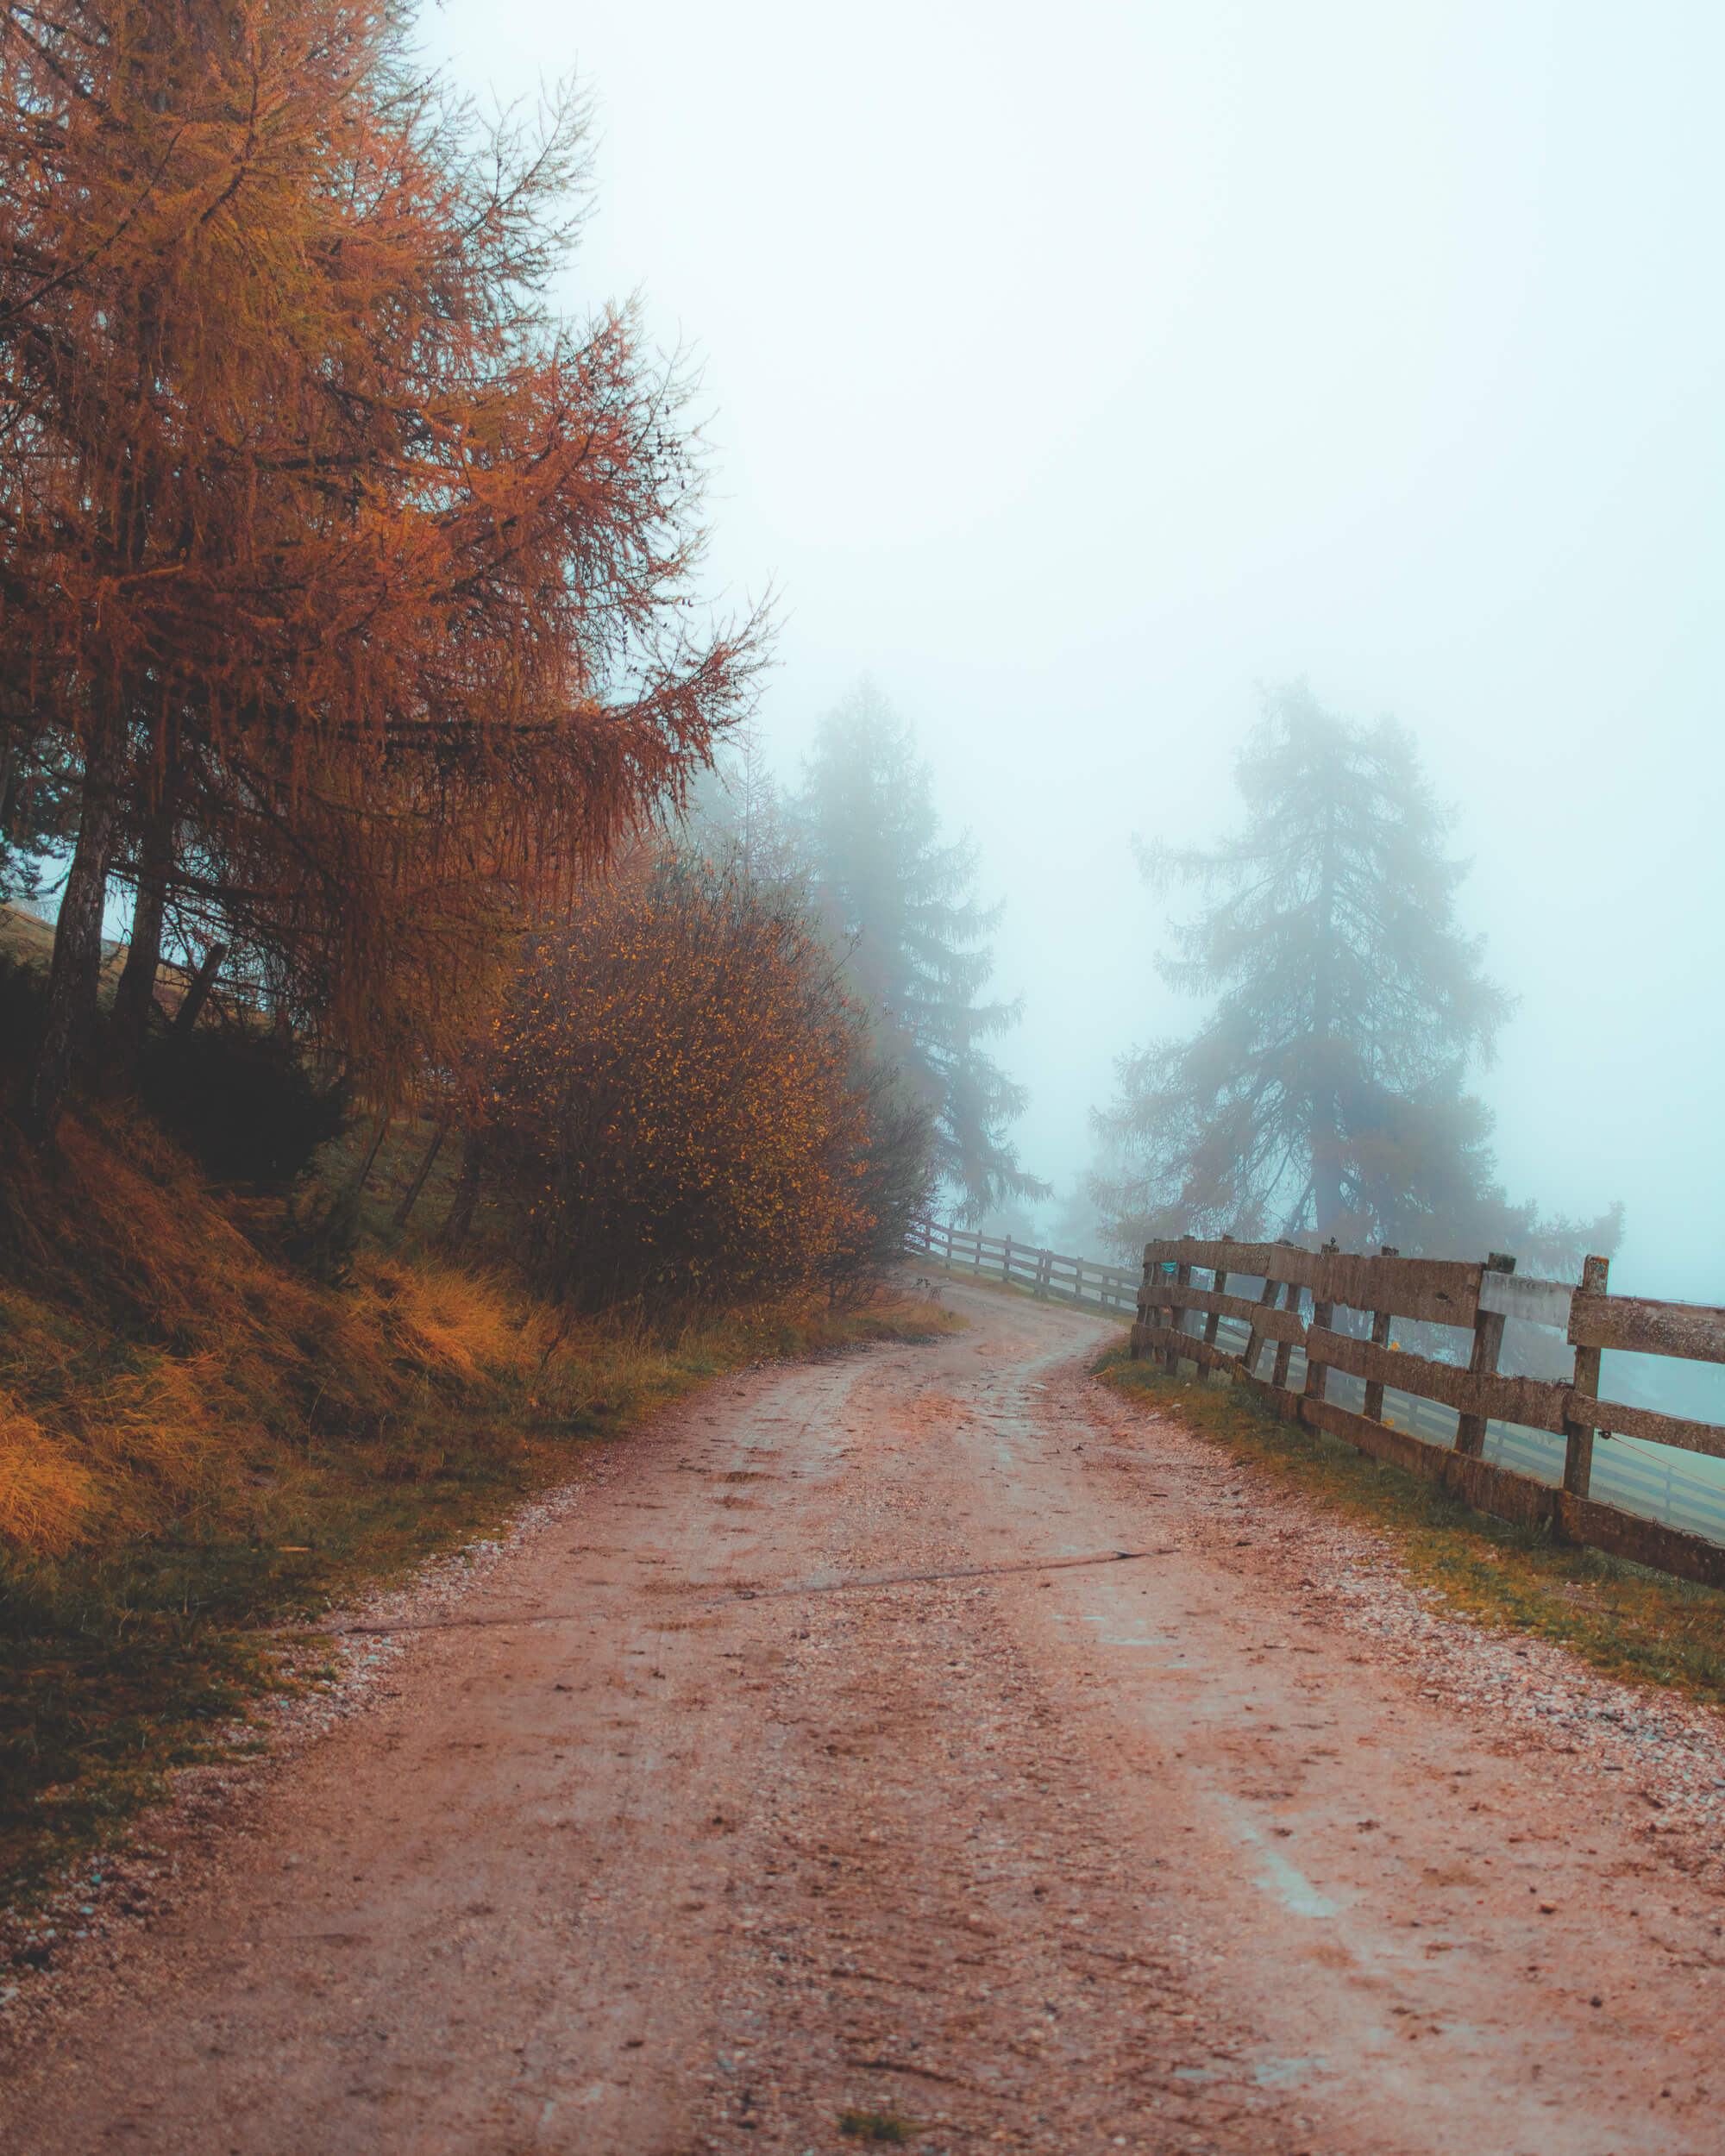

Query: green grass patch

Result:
[1098,1348,1725,1709]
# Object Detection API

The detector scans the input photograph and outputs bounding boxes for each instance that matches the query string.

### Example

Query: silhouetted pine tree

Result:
[799,686,1045,1222]
[1093,684,1620,1271]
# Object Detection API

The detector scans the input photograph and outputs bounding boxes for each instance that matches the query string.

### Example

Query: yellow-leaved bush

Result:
[474,849,933,1309]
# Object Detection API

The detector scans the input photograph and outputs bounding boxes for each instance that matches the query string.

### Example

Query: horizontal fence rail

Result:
[1133,1237,1725,1592]
[903,1218,1144,1317]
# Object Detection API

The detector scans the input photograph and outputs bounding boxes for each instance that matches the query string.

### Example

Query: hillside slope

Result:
[0,1011,946,1902]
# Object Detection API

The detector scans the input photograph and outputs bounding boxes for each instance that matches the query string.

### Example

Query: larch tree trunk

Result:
[28,721,122,1146]
[107,789,175,1086]
[438,1131,486,1253]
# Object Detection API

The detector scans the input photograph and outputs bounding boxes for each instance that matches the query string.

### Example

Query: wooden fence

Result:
[1132,1237,1725,1592]
[904,1218,1144,1318]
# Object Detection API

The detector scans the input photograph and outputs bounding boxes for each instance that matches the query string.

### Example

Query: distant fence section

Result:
[904,1218,1143,1318]
[1134,1236,1725,1591]
[904,1217,1725,1591]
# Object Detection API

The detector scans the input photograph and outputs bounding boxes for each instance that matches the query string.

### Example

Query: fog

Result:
[425,0,1725,1300]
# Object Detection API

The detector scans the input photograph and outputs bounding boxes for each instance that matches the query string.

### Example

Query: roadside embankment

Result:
[0,1092,953,1908]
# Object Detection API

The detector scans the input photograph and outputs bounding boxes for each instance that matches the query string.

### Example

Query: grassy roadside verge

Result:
[1099,1350,1725,1712]
[1,1097,959,1911]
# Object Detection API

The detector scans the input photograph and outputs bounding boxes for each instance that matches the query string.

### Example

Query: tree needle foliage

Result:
[1093,685,1621,1269]
[0,0,760,1138]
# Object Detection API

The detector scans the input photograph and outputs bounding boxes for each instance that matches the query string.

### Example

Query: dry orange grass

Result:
[0,1081,957,1904]
[0,1098,555,1557]
[0,1094,949,1559]
[0,1395,91,1557]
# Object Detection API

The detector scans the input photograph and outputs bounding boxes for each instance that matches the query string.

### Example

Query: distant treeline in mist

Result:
[687,684,1045,1227]
[1089,684,1622,1281]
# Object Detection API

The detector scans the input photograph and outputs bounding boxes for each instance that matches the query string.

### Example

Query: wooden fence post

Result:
[944,1219,954,1269]
[1002,1233,1013,1286]
[1270,1281,1299,1391]
[1563,1253,1610,1498]
[1361,1245,1399,1424]
[1302,1241,1339,1409]
[1244,1273,1279,1381]
[1456,1252,1515,1457]
[1164,1257,1192,1373]
[1205,1238,1230,1346]
[1073,1255,1084,1307]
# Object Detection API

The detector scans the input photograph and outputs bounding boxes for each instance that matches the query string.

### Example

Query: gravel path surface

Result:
[2,1281,1721,2153]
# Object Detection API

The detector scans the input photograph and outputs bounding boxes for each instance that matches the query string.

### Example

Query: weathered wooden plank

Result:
[1568,1289,1725,1366]
[1362,1245,1398,1425]
[1363,1313,1394,1420]
[1270,1280,1299,1389]
[1305,1326,1572,1434]
[1300,1400,1725,1589]
[1163,1260,1193,1373]
[1551,1491,1725,1590]
[1237,1362,1308,1420]
[1145,1237,1280,1278]
[1309,1251,1481,1329]
[1241,1272,1280,1382]
[1204,1267,1228,1347]
[1304,1284,1336,1406]
[1264,1247,1327,1294]
[1157,1283,1307,1343]
[1478,1270,1574,1330]
[1300,1395,1446,1480]
[1583,1397,1725,1462]
[1132,1323,1242,1382]
[1301,1399,1556,1531]
[1146,1241,1482,1326]
[1141,1237,1333,1294]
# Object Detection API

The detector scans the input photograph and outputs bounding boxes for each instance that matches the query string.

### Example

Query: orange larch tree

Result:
[0,0,758,1137]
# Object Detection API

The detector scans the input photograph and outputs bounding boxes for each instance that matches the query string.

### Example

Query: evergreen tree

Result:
[1092,684,1620,1269]
[681,725,806,893]
[798,685,1045,1221]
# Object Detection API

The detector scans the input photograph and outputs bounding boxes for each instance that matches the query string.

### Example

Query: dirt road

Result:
[3,1282,1720,2153]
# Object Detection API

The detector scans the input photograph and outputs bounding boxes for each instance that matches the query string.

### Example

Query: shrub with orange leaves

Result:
[476,850,933,1310]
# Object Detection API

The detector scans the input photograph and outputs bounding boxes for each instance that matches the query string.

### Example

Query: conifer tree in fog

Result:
[799,686,1046,1221]
[1093,684,1620,1269]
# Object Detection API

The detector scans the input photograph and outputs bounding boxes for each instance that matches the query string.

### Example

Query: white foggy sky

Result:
[426,0,1725,1297]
